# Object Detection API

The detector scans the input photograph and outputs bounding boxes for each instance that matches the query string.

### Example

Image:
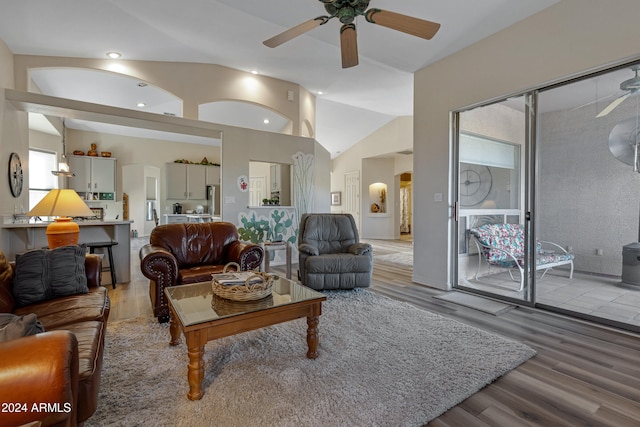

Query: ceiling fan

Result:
[596,65,640,118]
[263,0,441,68]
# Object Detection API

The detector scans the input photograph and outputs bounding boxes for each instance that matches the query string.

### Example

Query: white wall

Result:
[0,38,29,220]
[331,116,413,236]
[361,158,395,239]
[219,124,329,225]
[414,0,640,289]
[538,99,640,276]
[0,48,329,253]
[14,56,315,137]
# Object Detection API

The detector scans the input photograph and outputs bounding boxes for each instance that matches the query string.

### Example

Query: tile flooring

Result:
[462,268,640,327]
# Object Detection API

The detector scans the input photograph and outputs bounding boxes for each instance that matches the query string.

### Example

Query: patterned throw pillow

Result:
[12,245,88,307]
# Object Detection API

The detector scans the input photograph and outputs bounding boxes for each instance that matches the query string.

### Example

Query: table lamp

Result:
[28,189,94,248]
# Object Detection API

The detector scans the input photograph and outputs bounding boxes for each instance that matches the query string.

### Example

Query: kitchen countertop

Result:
[1,220,133,229]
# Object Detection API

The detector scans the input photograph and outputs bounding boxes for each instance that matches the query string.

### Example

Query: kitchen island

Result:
[163,214,222,224]
[1,220,133,283]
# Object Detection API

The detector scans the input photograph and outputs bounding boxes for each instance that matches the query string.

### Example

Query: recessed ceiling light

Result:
[251,70,259,75]
[317,91,324,95]
[137,102,146,108]
[137,82,148,87]
[263,119,270,124]
[106,51,122,59]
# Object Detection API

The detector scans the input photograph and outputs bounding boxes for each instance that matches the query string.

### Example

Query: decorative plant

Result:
[238,209,298,244]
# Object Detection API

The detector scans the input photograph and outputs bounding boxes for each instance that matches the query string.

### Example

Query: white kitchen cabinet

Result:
[68,155,116,194]
[164,163,206,199]
[269,163,291,203]
[205,165,220,185]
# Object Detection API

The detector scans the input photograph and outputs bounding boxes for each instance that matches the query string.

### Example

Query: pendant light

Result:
[52,119,75,177]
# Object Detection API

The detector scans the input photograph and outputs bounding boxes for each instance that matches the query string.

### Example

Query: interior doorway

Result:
[249,176,266,207]
[400,172,412,240]
[344,171,360,229]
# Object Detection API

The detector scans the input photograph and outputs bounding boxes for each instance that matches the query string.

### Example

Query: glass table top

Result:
[165,277,325,327]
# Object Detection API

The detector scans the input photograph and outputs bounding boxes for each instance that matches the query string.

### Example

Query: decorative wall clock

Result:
[460,164,492,207]
[8,152,23,198]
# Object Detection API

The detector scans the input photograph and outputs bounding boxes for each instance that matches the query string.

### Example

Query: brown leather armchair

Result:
[0,331,79,427]
[0,252,109,426]
[139,222,264,322]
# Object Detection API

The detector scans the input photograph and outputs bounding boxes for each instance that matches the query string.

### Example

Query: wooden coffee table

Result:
[165,277,326,400]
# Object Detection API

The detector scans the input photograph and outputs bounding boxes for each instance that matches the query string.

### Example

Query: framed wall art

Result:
[331,191,341,206]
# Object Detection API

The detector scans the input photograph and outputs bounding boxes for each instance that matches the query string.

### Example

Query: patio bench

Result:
[468,223,574,291]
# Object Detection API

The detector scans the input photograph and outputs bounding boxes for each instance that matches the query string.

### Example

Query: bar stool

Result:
[86,241,118,289]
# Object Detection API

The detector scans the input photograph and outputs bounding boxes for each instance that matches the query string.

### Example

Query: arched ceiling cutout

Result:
[302,119,314,138]
[30,67,183,116]
[199,100,291,134]
[26,68,218,145]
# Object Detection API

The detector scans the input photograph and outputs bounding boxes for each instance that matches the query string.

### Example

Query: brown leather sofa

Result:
[139,222,264,322]
[0,253,110,427]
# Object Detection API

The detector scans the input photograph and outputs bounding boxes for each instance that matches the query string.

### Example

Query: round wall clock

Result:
[8,152,24,198]
[459,164,492,207]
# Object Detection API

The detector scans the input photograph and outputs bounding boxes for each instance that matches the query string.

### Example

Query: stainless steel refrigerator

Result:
[206,185,219,215]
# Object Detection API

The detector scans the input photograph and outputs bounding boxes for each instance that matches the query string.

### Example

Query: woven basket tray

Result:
[211,263,275,302]
[211,294,274,316]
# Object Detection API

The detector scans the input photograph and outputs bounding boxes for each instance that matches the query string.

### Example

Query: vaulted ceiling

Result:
[0,0,560,156]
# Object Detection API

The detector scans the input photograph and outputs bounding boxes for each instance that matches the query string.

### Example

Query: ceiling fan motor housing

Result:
[620,65,640,92]
[323,0,371,23]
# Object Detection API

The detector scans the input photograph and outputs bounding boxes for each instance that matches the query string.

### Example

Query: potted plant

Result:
[262,198,270,206]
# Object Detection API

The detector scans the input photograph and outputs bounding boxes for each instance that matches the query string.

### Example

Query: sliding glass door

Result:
[535,63,640,330]
[452,60,640,331]
[454,95,535,304]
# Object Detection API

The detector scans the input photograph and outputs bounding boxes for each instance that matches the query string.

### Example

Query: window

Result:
[29,149,58,211]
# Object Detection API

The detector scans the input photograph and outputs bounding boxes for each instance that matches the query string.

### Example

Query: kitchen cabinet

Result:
[205,165,220,185]
[164,163,206,199]
[269,164,291,203]
[163,214,222,224]
[68,155,116,194]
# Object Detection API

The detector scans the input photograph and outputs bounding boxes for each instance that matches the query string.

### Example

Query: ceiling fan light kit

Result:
[264,0,440,68]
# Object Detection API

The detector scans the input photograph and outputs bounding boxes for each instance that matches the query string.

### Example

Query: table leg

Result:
[265,246,271,273]
[286,242,292,279]
[187,344,205,400]
[169,312,181,346]
[306,315,320,359]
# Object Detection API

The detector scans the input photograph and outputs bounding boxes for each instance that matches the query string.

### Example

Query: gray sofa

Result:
[298,213,373,290]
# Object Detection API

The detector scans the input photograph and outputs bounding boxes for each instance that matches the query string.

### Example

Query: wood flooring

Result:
[109,238,640,426]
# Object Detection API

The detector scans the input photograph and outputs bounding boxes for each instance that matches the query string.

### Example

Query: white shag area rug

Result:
[88,289,535,427]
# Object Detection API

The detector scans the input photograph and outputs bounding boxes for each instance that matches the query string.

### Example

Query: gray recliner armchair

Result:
[298,213,373,290]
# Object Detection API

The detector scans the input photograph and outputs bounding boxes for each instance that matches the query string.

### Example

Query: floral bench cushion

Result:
[469,224,574,268]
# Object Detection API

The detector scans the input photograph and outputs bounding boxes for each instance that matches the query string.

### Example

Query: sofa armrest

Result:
[0,331,78,427]
[299,243,319,256]
[139,244,179,283]
[85,254,102,288]
[348,242,372,256]
[227,241,264,271]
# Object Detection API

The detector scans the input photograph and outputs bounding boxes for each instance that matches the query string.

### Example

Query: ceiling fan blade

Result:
[340,23,358,69]
[264,16,330,48]
[569,92,619,113]
[596,92,631,118]
[365,9,440,40]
